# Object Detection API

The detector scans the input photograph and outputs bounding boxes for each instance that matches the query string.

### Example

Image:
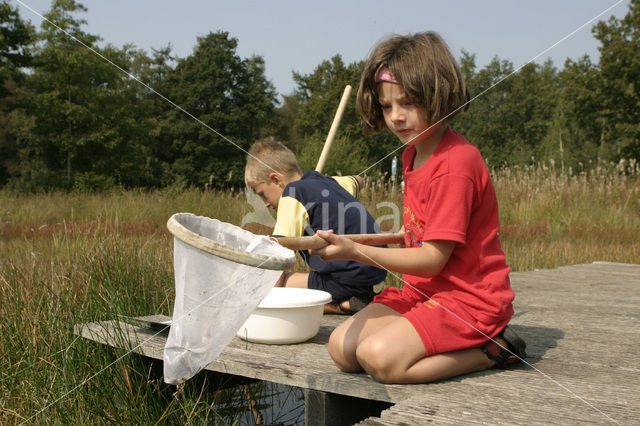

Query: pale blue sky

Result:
[14,0,631,97]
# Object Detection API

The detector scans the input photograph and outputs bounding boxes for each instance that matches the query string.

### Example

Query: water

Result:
[214,381,305,425]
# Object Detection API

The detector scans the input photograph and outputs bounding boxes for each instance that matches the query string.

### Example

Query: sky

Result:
[13,0,632,98]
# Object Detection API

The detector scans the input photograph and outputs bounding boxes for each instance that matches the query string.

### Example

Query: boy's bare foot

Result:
[323,303,350,315]
[323,296,373,314]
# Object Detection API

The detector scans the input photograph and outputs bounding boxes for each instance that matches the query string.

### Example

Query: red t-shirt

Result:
[401,128,514,324]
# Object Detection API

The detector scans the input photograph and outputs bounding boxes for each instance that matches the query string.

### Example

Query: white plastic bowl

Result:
[236,287,332,344]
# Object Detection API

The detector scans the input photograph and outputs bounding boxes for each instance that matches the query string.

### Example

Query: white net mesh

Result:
[163,213,295,384]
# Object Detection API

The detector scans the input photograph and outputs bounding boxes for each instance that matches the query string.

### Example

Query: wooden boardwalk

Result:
[75,262,640,425]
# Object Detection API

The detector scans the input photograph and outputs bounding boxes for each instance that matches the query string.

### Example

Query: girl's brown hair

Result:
[356,31,469,134]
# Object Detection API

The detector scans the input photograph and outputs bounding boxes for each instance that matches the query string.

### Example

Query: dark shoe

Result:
[481,325,527,368]
[348,295,374,313]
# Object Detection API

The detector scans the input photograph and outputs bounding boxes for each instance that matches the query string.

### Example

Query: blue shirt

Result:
[273,171,387,286]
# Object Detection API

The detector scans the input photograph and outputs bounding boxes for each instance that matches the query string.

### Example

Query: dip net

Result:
[163,213,295,384]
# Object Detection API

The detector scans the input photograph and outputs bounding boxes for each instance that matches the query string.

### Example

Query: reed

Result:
[1,160,638,422]
[493,159,640,270]
[0,188,269,423]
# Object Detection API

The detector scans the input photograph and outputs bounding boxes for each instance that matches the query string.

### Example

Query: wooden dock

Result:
[75,262,640,425]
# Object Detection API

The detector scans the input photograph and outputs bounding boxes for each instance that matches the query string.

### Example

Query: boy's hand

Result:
[310,230,357,261]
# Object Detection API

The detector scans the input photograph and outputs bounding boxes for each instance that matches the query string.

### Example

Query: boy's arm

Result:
[272,196,309,237]
[331,175,362,198]
[311,230,454,278]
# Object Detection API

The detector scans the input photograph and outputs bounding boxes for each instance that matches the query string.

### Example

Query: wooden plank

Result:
[512,271,640,290]
[513,264,640,283]
[76,319,400,402]
[362,389,626,425]
[356,375,635,424]
[74,262,640,425]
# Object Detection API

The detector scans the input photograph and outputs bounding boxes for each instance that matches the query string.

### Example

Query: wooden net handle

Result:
[315,85,352,173]
[273,232,404,251]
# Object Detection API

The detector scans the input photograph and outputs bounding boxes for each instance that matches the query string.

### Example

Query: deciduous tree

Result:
[0,0,34,185]
[593,0,640,160]
[158,31,276,188]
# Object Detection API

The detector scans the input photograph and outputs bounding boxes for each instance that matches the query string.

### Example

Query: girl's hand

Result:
[310,230,357,261]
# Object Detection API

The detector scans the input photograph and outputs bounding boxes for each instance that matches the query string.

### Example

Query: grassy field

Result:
[1,160,639,423]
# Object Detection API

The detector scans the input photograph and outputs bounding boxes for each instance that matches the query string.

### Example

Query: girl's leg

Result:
[355,317,497,384]
[328,303,402,372]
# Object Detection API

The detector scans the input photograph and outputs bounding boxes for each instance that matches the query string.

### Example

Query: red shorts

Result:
[373,286,510,356]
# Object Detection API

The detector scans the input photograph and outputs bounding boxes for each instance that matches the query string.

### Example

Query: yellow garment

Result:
[273,176,359,237]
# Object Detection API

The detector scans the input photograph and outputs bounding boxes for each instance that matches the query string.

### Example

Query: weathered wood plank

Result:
[365,390,626,425]
[74,262,640,425]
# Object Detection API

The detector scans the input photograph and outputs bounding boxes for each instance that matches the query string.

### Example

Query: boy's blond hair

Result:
[244,137,303,186]
[357,31,469,135]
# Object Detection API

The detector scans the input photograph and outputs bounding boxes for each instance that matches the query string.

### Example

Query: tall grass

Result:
[494,159,640,270]
[0,188,278,424]
[1,161,638,423]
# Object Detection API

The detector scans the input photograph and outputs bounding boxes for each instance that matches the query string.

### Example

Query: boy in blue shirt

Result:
[244,137,387,314]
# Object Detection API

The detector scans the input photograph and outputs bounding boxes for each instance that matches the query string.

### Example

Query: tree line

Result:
[1,0,638,191]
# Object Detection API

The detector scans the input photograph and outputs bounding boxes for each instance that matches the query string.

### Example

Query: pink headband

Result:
[374,67,398,84]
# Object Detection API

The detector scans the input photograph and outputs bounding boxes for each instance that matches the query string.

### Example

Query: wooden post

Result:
[305,389,391,426]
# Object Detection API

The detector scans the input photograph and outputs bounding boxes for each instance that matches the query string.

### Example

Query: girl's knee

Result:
[355,338,397,382]
[328,325,361,373]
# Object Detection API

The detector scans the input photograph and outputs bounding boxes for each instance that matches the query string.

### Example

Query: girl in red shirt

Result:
[312,31,525,384]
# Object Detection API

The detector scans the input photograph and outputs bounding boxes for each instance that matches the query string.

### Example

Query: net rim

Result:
[166,213,295,270]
